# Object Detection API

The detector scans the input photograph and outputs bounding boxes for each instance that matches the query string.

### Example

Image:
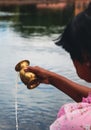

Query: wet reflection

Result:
[0,4,74,37]
[0,1,90,37]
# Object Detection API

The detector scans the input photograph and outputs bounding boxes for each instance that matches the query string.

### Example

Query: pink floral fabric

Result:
[50,94,91,130]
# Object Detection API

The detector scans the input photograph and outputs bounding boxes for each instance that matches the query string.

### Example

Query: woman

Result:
[25,3,91,130]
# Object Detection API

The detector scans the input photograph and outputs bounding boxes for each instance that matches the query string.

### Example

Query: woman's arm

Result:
[25,66,91,102]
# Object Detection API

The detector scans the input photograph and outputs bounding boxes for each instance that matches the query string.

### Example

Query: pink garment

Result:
[50,94,91,130]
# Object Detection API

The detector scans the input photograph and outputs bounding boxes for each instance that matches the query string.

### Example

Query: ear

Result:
[86,61,91,67]
[83,53,91,67]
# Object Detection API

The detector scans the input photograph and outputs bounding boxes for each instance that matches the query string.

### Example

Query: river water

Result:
[0,2,91,130]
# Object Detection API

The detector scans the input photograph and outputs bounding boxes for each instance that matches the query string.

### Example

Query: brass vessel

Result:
[15,60,39,89]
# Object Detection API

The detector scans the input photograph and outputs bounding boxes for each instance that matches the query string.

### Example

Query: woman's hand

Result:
[24,66,51,84]
[24,66,91,102]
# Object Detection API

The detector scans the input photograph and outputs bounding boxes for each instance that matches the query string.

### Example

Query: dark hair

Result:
[55,3,91,63]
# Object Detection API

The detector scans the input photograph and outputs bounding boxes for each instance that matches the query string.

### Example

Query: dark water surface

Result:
[0,1,91,130]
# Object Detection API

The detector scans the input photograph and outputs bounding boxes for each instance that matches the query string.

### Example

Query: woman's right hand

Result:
[24,66,52,84]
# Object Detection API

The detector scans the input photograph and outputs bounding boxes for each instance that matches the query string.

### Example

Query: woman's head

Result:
[56,3,91,63]
[55,3,91,82]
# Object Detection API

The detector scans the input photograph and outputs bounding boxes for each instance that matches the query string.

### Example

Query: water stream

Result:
[15,74,19,130]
